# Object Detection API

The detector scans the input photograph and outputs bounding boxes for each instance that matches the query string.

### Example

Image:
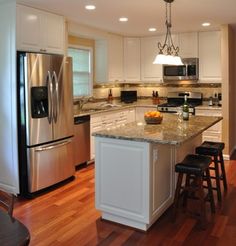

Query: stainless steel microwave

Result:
[163,58,199,82]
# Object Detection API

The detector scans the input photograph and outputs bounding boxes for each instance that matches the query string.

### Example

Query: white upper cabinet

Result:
[17,5,65,54]
[95,34,124,83]
[198,31,221,82]
[108,34,124,82]
[123,37,141,82]
[141,36,163,82]
[178,32,198,58]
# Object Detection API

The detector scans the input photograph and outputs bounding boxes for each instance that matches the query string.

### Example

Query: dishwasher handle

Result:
[74,115,90,124]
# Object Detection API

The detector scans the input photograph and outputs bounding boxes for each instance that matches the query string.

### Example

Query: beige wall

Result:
[221,25,236,157]
[68,35,95,47]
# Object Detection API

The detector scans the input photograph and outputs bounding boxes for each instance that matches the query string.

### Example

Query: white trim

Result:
[68,45,93,98]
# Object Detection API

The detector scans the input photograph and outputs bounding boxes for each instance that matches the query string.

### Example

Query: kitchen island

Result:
[93,114,222,231]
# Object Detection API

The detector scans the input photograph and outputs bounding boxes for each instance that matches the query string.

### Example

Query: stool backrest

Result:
[0,190,15,218]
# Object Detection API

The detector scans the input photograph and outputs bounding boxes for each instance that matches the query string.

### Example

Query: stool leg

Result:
[172,173,183,222]
[219,152,228,191]
[183,174,190,209]
[197,176,206,230]
[205,169,215,213]
[213,155,222,202]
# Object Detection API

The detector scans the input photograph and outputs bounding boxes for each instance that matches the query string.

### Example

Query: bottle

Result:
[182,95,189,121]
[152,91,155,98]
[108,89,113,102]
[209,97,213,106]
[155,91,160,104]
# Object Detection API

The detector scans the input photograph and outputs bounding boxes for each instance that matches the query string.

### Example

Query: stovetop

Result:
[157,91,203,114]
[158,101,202,108]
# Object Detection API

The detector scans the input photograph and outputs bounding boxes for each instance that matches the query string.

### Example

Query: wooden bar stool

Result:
[173,154,215,229]
[196,141,227,202]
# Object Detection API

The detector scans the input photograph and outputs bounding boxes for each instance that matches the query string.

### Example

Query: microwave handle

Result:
[178,92,190,97]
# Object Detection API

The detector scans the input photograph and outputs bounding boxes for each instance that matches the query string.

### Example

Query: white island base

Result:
[95,135,202,231]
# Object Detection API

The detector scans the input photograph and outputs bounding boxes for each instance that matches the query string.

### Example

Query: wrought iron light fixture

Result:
[153,0,183,65]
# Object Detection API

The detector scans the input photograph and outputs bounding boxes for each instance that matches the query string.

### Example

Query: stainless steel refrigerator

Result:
[17,52,75,196]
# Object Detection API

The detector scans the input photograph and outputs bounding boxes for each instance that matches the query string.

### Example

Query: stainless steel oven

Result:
[157,91,202,115]
[163,58,199,82]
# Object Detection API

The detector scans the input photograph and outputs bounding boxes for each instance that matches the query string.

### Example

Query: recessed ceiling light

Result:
[85,5,96,10]
[149,28,157,32]
[202,22,211,27]
[119,17,128,22]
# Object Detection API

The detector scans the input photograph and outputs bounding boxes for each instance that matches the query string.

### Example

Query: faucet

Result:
[75,96,93,110]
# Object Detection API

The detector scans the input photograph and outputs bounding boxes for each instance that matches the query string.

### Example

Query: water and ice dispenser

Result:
[31,86,48,118]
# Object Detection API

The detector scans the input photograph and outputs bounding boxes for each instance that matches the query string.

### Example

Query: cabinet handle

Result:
[40,48,47,52]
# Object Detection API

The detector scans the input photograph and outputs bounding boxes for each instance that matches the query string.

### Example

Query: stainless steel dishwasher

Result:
[73,115,90,166]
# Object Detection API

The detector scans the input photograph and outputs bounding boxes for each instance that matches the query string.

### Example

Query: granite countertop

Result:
[74,99,159,117]
[93,114,222,146]
[74,99,222,117]
[195,102,222,110]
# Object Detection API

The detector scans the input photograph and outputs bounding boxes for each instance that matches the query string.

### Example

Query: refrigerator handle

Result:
[35,139,72,152]
[52,71,59,123]
[47,71,53,124]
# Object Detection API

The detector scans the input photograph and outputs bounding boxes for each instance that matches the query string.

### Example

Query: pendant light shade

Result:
[153,0,183,65]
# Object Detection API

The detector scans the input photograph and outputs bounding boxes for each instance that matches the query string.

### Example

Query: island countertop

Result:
[93,114,222,145]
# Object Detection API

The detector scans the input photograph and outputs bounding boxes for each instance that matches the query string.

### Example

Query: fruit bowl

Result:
[144,116,163,124]
[144,111,163,124]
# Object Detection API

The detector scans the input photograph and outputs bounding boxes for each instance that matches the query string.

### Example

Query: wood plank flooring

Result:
[14,160,236,245]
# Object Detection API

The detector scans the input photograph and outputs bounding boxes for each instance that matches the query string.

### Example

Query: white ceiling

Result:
[16,0,236,36]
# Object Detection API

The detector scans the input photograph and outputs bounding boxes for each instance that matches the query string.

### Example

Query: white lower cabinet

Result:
[95,134,202,230]
[90,107,136,160]
[195,108,222,142]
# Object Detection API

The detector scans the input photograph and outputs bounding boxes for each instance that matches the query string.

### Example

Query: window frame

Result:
[68,44,93,99]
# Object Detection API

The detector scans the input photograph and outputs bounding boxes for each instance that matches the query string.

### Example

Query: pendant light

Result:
[153,0,183,65]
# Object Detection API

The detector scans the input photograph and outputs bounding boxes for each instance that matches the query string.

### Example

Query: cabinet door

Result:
[17,5,65,54]
[17,5,41,51]
[42,12,65,54]
[141,36,163,82]
[198,31,221,82]
[90,116,103,160]
[195,108,222,141]
[178,32,198,58]
[95,40,108,83]
[108,34,124,82]
[124,38,141,81]
[95,35,123,83]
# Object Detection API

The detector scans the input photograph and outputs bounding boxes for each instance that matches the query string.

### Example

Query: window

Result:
[68,46,93,98]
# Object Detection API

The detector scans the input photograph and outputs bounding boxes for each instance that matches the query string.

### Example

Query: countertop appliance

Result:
[163,58,199,82]
[157,91,203,114]
[73,115,90,166]
[17,52,75,196]
[120,90,137,103]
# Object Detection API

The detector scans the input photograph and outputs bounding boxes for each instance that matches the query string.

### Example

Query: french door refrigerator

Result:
[17,52,75,197]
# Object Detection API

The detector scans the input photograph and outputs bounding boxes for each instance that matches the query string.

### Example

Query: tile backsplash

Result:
[92,82,221,100]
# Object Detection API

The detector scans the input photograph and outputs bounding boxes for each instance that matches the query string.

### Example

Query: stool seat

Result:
[196,141,225,156]
[175,154,212,175]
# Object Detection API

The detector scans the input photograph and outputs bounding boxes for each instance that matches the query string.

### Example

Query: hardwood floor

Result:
[14,160,236,245]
